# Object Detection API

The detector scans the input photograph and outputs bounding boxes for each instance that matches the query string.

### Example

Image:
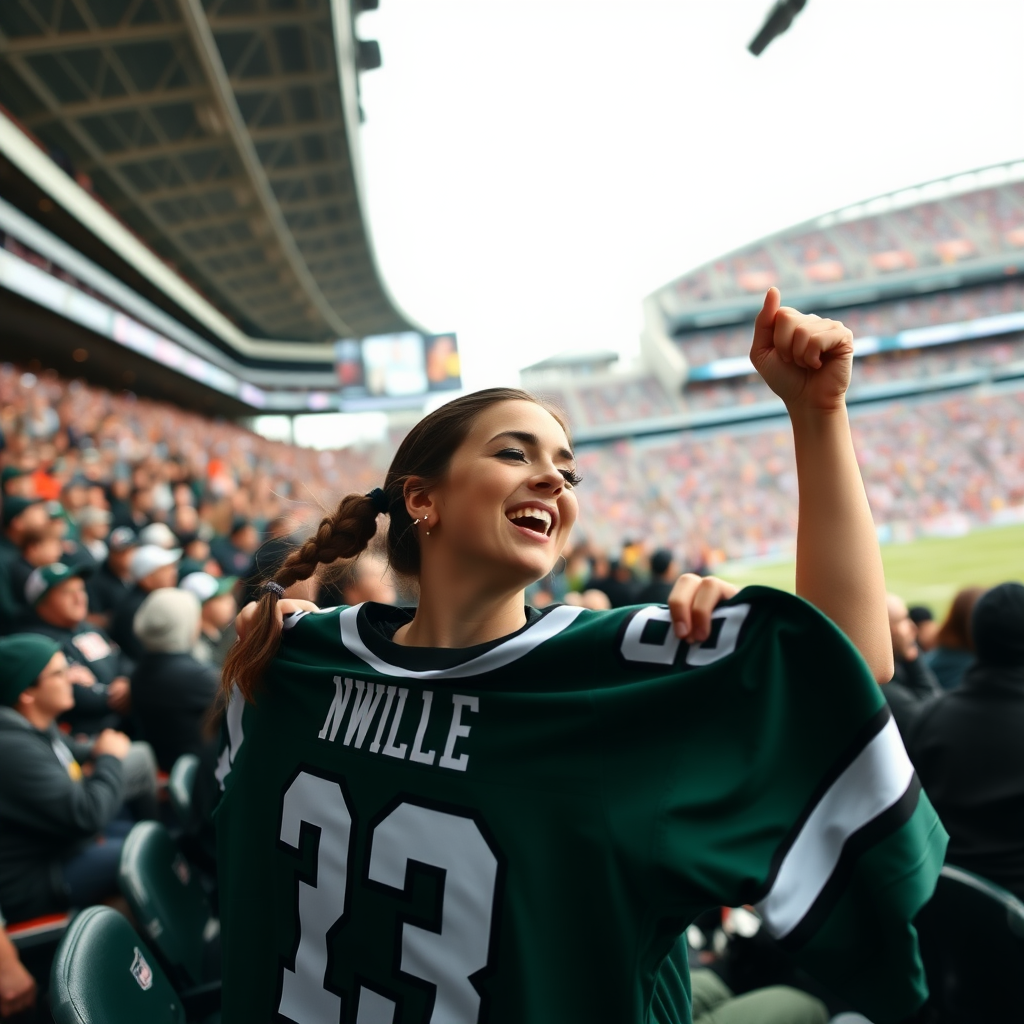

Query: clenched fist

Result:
[750,287,854,413]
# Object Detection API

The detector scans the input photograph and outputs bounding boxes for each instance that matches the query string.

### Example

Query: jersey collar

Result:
[338,602,584,680]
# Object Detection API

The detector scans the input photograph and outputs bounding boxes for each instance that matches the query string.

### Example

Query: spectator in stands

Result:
[907,605,938,652]
[179,571,239,667]
[905,582,1024,899]
[881,593,942,734]
[922,586,984,691]
[239,514,300,605]
[2,528,63,633]
[319,552,397,609]
[84,526,136,630]
[138,522,178,550]
[594,559,639,608]
[112,485,154,531]
[109,544,180,661]
[130,588,219,772]
[24,563,132,734]
[1,467,33,499]
[0,498,47,566]
[0,906,37,1018]
[75,506,112,568]
[0,635,134,923]
[637,549,678,604]
[212,517,260,577]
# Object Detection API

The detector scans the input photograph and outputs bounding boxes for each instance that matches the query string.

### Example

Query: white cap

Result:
[129,545,181,583]
[138,522,178,549]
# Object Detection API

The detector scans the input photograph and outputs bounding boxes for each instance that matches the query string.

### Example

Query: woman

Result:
[217,290,944,1024]
[922,586,984,691]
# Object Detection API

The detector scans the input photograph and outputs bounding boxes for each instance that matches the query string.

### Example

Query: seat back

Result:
[915,863,1024,1022]
[50,905,184,1024]
[167,754,199,828]
[118,821,217,989]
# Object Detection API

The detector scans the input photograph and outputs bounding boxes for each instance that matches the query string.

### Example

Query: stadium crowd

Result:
[675,279,1024,367]
[0,358,1021,1020]
[668,182,1024,304]
[683,335,1024,411]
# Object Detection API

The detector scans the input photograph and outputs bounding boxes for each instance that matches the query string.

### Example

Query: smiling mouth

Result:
[506,508,553,536]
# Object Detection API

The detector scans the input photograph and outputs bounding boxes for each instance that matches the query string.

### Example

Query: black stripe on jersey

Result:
[774,773,923,951]
[745,704,894,906]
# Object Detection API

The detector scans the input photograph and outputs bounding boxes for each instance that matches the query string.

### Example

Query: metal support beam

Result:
[21,85,209,123]
[0,23,187,56]
[91,135,230,167]
[176,0,352,336]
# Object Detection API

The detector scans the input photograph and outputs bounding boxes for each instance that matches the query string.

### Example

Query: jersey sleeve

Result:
[648,589,947,1023]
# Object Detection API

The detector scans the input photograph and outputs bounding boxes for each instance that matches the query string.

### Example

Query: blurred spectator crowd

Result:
[675,279,1024,367]
[668,181,1024,306]
[574,387,1024,564]
[683,335,1024,411]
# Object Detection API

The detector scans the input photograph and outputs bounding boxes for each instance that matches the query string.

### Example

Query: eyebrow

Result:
[488,430,574,463]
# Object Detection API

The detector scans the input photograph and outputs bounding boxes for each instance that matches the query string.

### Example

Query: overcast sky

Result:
[351,0,1024,393]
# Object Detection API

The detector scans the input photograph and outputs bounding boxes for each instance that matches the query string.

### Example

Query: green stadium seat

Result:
[118,821,220,991]
[49,905,184,1024]
[915,863,1024,1022]
[168,754,200,828]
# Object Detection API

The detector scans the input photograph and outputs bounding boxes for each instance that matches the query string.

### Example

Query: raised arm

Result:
[750,288,892,681]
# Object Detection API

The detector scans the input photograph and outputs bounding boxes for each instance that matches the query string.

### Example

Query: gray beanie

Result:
[133,587,201,654]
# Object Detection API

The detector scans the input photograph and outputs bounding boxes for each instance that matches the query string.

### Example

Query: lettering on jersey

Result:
[318,679,478,772]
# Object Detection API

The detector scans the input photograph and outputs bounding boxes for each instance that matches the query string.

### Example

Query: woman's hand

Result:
[667,574,740,641]
[750,287,854,414]
[234,599,321,641]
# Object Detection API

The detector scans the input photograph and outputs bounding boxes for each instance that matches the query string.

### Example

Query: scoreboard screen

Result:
[334,332,461,409]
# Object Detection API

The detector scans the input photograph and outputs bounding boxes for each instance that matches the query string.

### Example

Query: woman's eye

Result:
[496,448,527,462]
[561,469,582,487]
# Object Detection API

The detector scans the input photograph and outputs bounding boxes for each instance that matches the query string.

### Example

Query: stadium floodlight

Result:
[748,0,808,56]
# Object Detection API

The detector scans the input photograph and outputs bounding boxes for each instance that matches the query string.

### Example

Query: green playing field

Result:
[721,522,1024,619]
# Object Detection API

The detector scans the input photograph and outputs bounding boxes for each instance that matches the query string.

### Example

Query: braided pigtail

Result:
[221,491,383,703]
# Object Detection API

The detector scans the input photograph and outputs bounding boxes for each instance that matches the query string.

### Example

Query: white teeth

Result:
[506,507,553,534]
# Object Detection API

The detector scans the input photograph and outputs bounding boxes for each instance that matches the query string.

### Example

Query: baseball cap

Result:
[25,562,94,606]
[0,634,61,706]
[129,545,182,583]
[2,496,43,527]
[180,571,237,604]
[138,522,178,549]
[107,526,138,552]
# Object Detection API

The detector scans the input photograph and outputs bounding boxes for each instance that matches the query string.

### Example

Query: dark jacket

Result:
[922,645,975,691]
[86,561,133,621]
[636,579,675,605]
[109,585,150,661]
[131,652,219,772]
[0,706,124,922]
[905,663,1024,900]
[27,618,134,733]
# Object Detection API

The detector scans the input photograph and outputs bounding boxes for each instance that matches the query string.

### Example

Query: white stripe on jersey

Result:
[755,715,914,939]
[338,603,584,680]
[215,685,246,790]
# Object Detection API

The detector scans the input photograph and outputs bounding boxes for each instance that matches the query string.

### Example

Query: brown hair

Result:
[221,387,570,703]
[934,586,985,650]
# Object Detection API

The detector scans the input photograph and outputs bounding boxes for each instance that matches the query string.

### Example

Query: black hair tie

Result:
[262,581,285,598]
[366,488,390,515]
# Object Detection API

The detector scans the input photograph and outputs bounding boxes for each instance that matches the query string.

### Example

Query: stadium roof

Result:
[655,161,1024,333]
[0,0,412,345]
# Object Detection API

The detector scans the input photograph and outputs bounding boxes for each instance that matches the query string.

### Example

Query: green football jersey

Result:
[215,586,947,1024]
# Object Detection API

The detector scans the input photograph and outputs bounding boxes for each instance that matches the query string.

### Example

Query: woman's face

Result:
[422,400,580,589]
